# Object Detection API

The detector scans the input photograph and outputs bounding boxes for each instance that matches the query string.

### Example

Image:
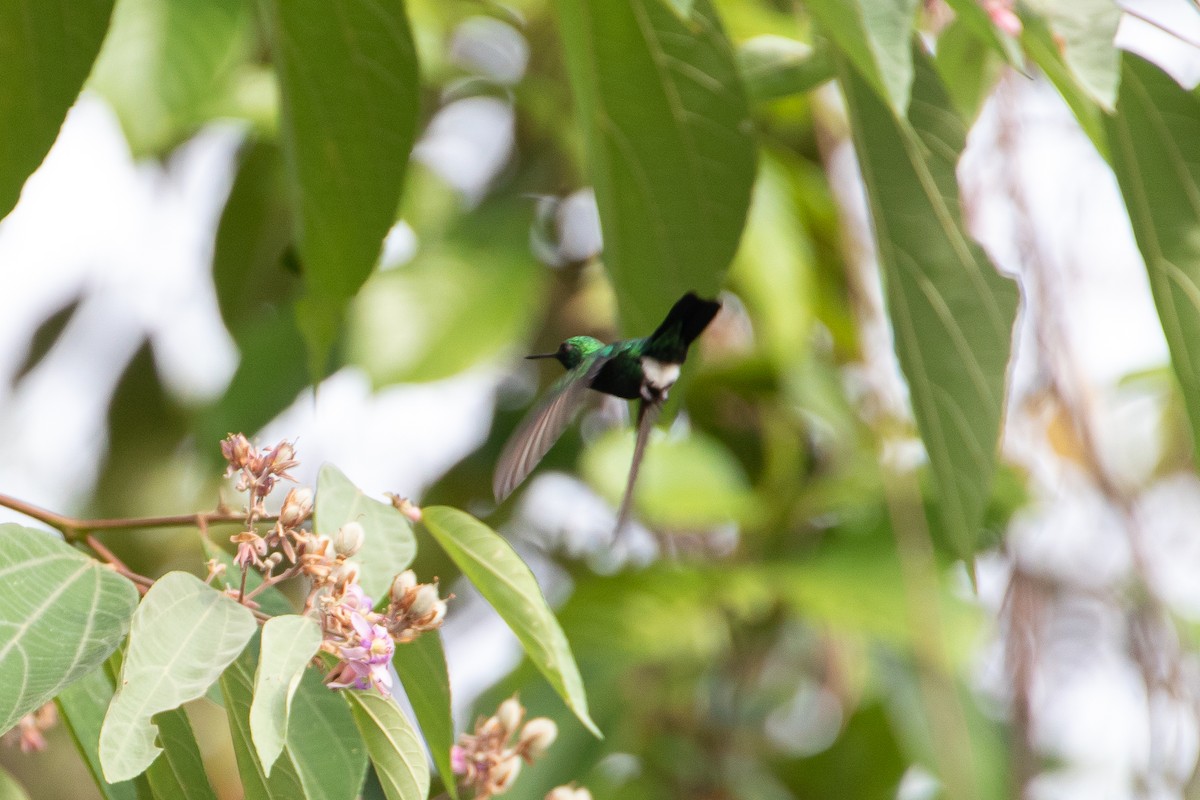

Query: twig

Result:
[85,535,155,595]
[0,492,278,542]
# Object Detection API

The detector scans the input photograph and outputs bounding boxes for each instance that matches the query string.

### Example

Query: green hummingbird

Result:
[494,292,722,532]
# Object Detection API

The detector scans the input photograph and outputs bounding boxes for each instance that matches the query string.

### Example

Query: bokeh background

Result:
[4,0,1200,798]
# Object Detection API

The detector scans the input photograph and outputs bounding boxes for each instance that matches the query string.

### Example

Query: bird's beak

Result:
[525,352,558,360]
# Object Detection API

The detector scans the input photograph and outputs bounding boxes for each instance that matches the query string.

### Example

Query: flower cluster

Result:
[217,434,448,699]
[452,697,558,799]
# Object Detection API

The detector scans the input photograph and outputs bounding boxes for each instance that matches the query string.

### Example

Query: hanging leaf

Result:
[258,0,421,371]
[1107,53,1200,464]
[345,691,430,800]
[556,0,755,335]
[393,632,458,800]
[250,615,322,775]
[0,525,138,734]
[0,0,115,220]
[805,0,920,115]
[314,464,416,602]
[422,506,600,736]
[99,572,255,782]
[836,48,1018,560]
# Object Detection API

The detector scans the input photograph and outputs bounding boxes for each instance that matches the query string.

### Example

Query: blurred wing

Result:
[493,356,610,503]
[615,398,660,537]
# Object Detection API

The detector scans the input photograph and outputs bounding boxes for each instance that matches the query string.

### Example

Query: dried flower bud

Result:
[391,570,418,601]
[497,697,523,736]
[408,583,439,618]
[491,755,521,793]
[425,599,448,628]
[266,552,284,569]
[518,717,557,760]
[270,442,296,469]
[221,433,253,469]
[334,521,365,557]
[279,487,313,528]
[388,494,423,522]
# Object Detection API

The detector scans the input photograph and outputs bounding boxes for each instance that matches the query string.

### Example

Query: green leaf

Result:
[0,765,29,800]
[0,525,138,734]
[1107,53,1200,466]
[581,428,755,529]
[940,0,1023,67]
[87,0,252,155]
[344,691,430,800]
[421,506,600,736]
[806,0,920,115]
[56,668,140,800]
[934,18,1003,123]
[258,0,421,368]
[145,708,219,800]
[556,0,756,335]
[1025,0,1121,111]
[1020,11,1109,160]
[0,0,114,220]
[737,35,834,102]
[836,49,1018,560]
[315,464,416,601]
[221,638,308,799]
[99,571,256,782]
[285,667,369,800]
[251,615,322,776]
[393,632,458,800]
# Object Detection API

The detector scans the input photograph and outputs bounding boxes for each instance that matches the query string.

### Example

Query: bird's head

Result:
[526,335,603,370]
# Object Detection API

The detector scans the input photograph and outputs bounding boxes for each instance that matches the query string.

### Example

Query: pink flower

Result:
[450,745,467,774]
[326,609,394,696]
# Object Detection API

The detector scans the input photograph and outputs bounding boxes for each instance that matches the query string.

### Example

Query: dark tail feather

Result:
[645,292,721,363]
[614,399,660,539]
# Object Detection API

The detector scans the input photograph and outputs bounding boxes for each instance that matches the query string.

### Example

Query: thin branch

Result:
[0,492,277,541]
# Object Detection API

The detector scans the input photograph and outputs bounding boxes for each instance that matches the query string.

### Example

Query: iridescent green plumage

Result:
[493,292,721,532]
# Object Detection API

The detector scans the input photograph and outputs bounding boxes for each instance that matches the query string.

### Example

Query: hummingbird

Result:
[494,291,722,532]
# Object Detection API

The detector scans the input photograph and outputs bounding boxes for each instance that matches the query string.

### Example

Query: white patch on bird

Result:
[641,357,680,390]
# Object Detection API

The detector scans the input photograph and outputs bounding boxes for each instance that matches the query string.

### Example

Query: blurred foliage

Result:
[3,0,1197,798]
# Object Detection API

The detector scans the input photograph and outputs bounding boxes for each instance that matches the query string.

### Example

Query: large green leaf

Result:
[57,668,139,800]
[393,632,457,800]
[0,0,114,220]
[806,0,919,115]
[251,615,322,776]
[421,506,599,736]
[258,0,420,367]
[1107,53,1200,464]
[88,0,252,155]
[736,36,833,102]
[1020,11,1109,160]
[1025,0,1121,111]
[836,49,1018,560]
[0,525,138,734]
[556,0,756,335]
[221,639,308,799]
[285,667,369,800]
[99,571,256,782]
[345,691,430,800]
[145,708,219,800]
[315,464,416,601]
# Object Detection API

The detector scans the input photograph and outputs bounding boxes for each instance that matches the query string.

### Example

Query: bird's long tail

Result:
[615,398,660,538]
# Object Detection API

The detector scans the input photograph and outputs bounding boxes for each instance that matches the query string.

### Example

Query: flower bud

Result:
[391,570,418,601]
[266,552,284,568]
[496,697,523,735]
[408,583,439,618]
[270,442,296,470]
[279,487,313,528]
[221,433,252,469]
[491,755,521,793]
[546,787,591,800]
[518,717,557,760]
[334,521,365,557]
[424,599,447,628]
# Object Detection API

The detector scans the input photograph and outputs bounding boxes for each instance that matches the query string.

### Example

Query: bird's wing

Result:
[493,356,611,503]
[614,398,661,537]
